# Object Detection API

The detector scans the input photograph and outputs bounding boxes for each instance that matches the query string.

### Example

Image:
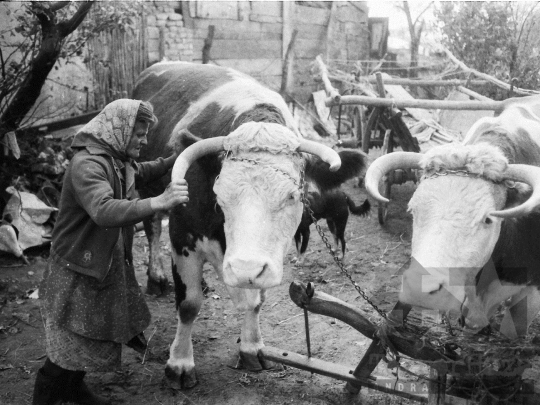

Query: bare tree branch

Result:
[413,1,434,27]
[58,1,94,37]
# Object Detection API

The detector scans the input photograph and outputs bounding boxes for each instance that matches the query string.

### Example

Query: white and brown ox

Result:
[365,95,540,339]
[132,62,367,388]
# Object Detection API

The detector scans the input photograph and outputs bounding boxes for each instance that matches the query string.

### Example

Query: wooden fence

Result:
[86,16,148,110]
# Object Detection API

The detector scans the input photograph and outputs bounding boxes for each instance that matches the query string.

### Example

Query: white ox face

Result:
[208,123,305,290]
[214,152,303,289]
[401,174,507,329]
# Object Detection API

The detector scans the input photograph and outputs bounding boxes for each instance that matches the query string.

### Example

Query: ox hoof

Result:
[164,365,198,390]
[236,351,284,372]
[146,277,170,296]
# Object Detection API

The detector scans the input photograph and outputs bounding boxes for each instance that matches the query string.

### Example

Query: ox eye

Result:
[484,217,493,225]
[286,191,299,204]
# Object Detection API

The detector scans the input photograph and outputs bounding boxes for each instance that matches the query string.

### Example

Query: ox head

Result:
[365,144,540,330]
[172,122,340,289]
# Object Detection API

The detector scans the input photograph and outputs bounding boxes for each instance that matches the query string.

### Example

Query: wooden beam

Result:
[455,86,492,101]
[19,110,100,134]
[443,46,539,96]
[280,29,298,96]
[326,95,502,111]
[359,77,489,87]
[202,25,215,64]
[260,346,429,403]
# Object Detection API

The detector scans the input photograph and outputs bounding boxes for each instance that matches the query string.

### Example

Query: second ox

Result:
[365,95,540,339]
[133,61,368,388]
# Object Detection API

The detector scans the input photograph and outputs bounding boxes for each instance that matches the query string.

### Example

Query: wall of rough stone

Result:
[145,1,194,64]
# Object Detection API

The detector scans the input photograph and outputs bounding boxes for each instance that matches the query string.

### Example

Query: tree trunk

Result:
[0,1,94,137]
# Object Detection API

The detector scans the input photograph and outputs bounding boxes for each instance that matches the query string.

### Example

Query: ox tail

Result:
[305,150,368,191]
[346,195,371,217]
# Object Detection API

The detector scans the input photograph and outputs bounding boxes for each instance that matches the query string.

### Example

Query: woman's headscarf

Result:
[71,99,142,199]
[71,99,141,161]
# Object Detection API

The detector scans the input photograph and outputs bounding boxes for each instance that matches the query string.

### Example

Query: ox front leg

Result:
[227,287,276,371]
[144,213,169,295]
[165,250,203,389]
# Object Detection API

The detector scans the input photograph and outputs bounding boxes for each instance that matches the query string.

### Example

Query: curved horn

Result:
[365,152,422,203]
[171,137,225,181]
[490,164,540,218]
[298,139,341,171]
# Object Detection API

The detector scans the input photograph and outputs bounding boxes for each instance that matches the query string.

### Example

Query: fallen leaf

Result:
[0,363,14,371]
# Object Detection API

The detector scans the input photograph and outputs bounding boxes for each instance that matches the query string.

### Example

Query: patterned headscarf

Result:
[71,99,141,161]
[71,99,142,199]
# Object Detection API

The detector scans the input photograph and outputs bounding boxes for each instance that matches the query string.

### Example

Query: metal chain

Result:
[301,193,389,320]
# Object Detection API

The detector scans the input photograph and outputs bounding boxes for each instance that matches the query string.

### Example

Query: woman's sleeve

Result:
[134,155,176,183]
[71,156,154,227]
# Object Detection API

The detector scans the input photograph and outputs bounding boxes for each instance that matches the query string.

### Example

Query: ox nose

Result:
[224,256,277,288]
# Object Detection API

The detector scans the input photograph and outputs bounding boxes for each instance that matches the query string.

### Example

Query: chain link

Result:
[301,193,389,320]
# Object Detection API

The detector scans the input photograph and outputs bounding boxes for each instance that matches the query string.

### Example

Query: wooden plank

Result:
[326,95,501,112]
[427,367,446,405]
[214,59,282,77]
[261,346,429,403]
[20,110,100,134]
[294,4,330,25]
[294,38,327,59]
[360,77,489,87]
[381,77,434,121]
[193,26,282,41]
[192,39,281,60]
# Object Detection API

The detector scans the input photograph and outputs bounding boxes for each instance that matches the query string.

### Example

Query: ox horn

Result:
[298,139,341,171]
[171,137,225,181]
[365,152,422,203]
[490,164,540,218]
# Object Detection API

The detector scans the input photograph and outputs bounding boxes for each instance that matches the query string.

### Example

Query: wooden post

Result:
[427,367,447,405]
[326,95,502,111]
[202,25,215,64]
[315,55,341,103]
[280,29,298,96]
[158,27,165,61]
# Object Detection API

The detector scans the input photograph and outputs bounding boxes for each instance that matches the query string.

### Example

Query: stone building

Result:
[2,1,370,125]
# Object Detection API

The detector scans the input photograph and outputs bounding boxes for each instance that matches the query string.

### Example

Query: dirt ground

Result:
[1,147,536,405]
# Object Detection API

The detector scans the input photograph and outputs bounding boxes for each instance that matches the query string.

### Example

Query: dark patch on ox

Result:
[489,214,540,287]
[171,261,186,311]
[306,150,369,191]
[234,104,286,127]
[186,103,286,140]
[478,128,540,166]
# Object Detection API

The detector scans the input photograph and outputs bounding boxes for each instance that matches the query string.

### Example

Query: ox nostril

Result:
[256,264,269,280]
[428,284,443,295]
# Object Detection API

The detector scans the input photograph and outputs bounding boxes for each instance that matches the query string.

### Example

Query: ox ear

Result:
[305,150,368,191]
[174,129,203,153]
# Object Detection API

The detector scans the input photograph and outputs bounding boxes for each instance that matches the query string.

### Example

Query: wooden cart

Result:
[261,281,540,404]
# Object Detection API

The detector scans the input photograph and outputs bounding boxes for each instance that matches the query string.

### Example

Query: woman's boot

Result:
[63,370,111,405]
[32,359,65,405]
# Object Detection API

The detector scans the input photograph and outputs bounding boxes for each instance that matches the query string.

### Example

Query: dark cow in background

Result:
[132,62,368,388]
[294,189,370,263]
[366,95,540,339]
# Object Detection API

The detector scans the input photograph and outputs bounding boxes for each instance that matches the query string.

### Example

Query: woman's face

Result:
[126,120,150,159]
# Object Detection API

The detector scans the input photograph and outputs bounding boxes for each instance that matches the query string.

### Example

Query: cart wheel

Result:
[378,130,393,225]
[362,107,382,154]
[352,107,363,143]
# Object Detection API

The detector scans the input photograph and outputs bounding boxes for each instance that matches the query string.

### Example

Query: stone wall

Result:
[145,1,194,64]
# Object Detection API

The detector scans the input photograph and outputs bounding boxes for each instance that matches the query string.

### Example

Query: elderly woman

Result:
[32,99,188,405]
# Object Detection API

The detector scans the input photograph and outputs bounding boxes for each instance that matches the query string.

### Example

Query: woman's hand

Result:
[150,180,189,211]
